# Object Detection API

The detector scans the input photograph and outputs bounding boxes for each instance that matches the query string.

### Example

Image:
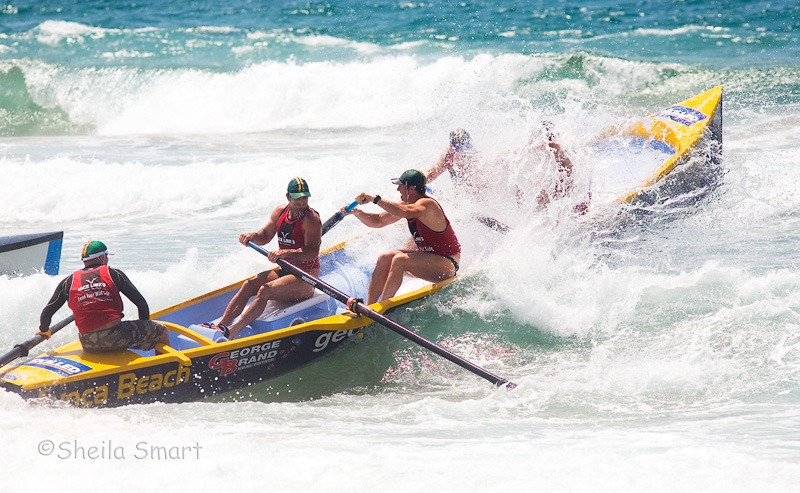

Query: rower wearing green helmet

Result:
[342,169,461,305]
[208,177,322,339]
[37,240,170,352]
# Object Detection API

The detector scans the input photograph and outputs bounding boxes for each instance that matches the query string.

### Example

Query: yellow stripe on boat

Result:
[613,86,723,203]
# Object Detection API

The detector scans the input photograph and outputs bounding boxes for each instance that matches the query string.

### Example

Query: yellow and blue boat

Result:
[593,86,723,205]
[0,238,455,408]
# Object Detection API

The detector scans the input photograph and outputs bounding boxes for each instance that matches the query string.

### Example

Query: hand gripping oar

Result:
[247,241,515,389]
[321,201,359,236]
[0,314,75,369]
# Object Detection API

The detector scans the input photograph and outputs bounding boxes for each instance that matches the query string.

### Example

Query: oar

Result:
[475,215,510,234]
[426,187,510,235]
[0,314,75,369]
[247,241,515,389]
[321,201,359,236]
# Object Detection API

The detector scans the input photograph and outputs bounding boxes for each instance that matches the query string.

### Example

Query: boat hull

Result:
[2,323,364,407]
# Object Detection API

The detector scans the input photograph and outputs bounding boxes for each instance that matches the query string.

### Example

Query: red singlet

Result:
[67,265,124,333]
[276,205,320,271]
[407,200,461,257]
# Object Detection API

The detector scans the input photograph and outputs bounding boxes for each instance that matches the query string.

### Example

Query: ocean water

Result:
[2,0,800,490]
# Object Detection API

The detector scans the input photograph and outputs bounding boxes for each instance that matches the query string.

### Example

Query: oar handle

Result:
[0,314,75,369]
[246,241,514,389]
[321,201,360,236]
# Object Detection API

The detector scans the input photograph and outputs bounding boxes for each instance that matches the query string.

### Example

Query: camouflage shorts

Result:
[79,320,166,352]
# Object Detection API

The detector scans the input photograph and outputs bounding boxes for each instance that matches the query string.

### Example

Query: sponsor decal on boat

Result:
[313,328,361,353]
[209,340,283,376]
[43,365,192,407]
[653,105,708,126]
[117,366,191,399]
[22,357,93,377]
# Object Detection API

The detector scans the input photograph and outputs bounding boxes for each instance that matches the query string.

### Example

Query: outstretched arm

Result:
[425,147,454,183]
[340,193,404,228]
[359,193,429,219]
[350,194,446,231]
[239,205,283,246]
[548,141,573,175]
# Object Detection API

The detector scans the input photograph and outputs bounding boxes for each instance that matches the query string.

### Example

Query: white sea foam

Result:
[33,20,118,45]
[9,53,700,136]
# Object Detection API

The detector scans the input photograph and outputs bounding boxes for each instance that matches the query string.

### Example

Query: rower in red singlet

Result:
[275,204,320,271]
[342,169,461,305]
[36,240,170,352]
[211,177,322,339]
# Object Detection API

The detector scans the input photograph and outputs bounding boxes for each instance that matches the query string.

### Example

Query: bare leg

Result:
[380,252,410,303]
[227,270,318,339]
[377,251,459,303]
[367,250,398,305]
[218,270,277,327]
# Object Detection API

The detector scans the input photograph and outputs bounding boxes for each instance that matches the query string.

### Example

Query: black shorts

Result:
[79,320,166,352]
[444,255,459,272]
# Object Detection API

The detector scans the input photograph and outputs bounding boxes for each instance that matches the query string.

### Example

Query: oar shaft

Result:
[475,215,510,234]
[321,201,359,236]
[353,301,514,388]
[246,241,514,389]
[0,314,74,368]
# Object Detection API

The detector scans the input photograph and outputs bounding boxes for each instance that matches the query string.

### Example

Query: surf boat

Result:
[592,86,723,205]
[0,238,456,408]
[0,231,63,276]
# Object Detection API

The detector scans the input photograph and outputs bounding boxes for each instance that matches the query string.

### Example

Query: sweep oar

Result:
[321,201,359,236]
[426,187,510,235]
[247,241,515,389]
[0,314,74,369]
[475,215,510,234]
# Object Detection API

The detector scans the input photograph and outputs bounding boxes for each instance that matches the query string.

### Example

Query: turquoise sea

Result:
[1,1,799,491]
